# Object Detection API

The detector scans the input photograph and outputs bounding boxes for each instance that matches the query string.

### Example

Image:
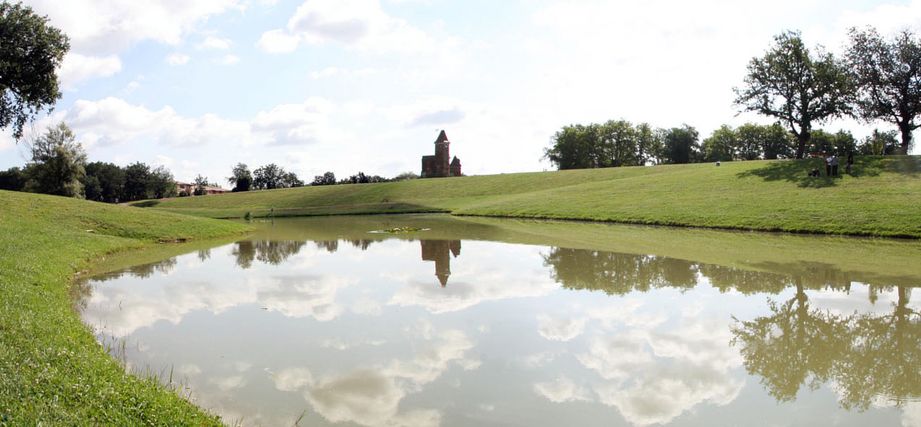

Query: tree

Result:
[281,171,303,188]
[659,125,700,164]
[148,166,177,199]
[0,166,25,191]
[227,163,253,192]
[735,31,852,159]
[193,174,209,196]
[392,171,419,181]
[847,27,921,155]
[544,124,602,170]
[858,129,900,155]
[635,123,661,165]
[122,162,151,202]
[701,125,737,162]
[24,122,85,197]
[0,3,69,139]
[312,171,337,186]
[807,129,857,156]
[253,164,302,189]
[737,122,794,160]
[83,162,124,203]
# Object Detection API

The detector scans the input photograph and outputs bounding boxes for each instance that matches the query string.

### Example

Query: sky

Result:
[2,0,921,184]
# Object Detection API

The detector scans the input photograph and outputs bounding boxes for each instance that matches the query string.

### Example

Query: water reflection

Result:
[78,224,921,426]
[732,285,919,410]
[420,240,461,287]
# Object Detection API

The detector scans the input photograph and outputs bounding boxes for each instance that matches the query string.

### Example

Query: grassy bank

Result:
[0,190,248,425]
[139,156,921,238]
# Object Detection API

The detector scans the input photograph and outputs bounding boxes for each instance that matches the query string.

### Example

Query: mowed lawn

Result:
[143,156,921,238]
[0,190,247,425]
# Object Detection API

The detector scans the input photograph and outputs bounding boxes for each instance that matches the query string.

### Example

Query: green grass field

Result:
[0,190,248,425]
[140,156,921,238]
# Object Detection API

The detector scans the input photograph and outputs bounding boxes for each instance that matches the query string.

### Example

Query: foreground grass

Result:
[140,156,921,238]
[0,190,247,425]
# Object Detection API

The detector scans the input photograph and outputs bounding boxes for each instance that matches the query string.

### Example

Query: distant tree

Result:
[635,123,661,165]
[0,3,69,139]
[701,125,737,162]
[122,162,151,202]
[0,166,25,191]
[193,174,209,196]
[737,122,794,160]
[735,31,852,159]
[227,163,253,192]
[659,125,701,164]
[600,120,639,167]
[253,163,285,190]
[24,122,86,197]
[847,27,921,155]
[807,129,857,156]
[392,171,419,181]
[148,166,177,199]
[281,171,304,188]
[312,171,337,186]
[858,129,900,155]
[83,162,125,203]
[544,124,602,169]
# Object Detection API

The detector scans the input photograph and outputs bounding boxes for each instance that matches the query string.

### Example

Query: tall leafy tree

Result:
[659,125,700,164]
[227,163,253,192]
[122,162,151,202]
[847,27,921,155]
[735,31,852,159]
[193,174,210,196]
[0,166,25,191]
[83,161,125,203]
[737,122,794,160]
[24,122,85,197]
[148,166,177,199]
[312,171,337,185]
[0,2,69,139]
[701,125,737,162]
[253,163,286,189]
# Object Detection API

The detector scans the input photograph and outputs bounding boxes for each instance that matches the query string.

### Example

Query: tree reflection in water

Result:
[733,285,919,410]
[541,246,920,410]
[232,240,308,268]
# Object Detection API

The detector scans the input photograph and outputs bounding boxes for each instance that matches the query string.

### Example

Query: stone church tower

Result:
[421,130,461,178]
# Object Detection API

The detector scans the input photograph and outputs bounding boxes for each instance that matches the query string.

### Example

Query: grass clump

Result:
[0,190,248,425]
[140,156,921,238]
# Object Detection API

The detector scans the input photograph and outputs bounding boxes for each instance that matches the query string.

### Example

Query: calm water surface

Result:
[77,216,921,426]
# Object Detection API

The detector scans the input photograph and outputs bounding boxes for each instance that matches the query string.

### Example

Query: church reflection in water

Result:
[420,240,461,287]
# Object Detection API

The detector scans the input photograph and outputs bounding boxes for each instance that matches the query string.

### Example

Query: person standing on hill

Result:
[846,152,854,175]
[825,154,833,176]
[831,154,839,176]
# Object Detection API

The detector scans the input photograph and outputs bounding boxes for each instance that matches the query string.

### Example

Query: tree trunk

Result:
[899,123,913,155]
[795,132,810,159]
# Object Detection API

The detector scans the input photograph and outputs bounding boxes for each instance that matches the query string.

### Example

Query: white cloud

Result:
[198,35,233,50]
[309,66,378,79]
[536,315,586,342]
[166,53,191,66]
[251,98,336,145]
[64,97,251,149]
[271,322,472,427]
[217,54,240,65]
[58,53,122,88]
[533,376,592,403]
[27,0,243,55]
[256,29,303,54]
[257,0,445,54]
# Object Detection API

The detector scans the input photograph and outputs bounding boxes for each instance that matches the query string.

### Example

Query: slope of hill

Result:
[0,190,247,425]
[141,156,921,238]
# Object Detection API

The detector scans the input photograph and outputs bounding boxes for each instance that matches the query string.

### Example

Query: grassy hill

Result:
[140,156,921,238]
[0,190,247,425]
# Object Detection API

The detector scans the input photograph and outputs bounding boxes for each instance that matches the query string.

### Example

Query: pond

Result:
[76,215,921,426]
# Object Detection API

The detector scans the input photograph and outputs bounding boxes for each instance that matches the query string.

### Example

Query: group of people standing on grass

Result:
[809,152,854,177]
